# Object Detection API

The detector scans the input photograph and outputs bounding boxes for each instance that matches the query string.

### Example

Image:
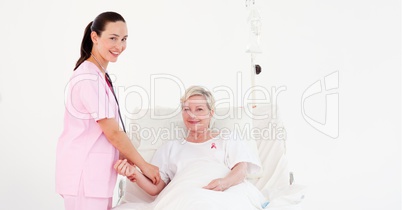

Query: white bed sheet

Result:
[114,160,265,210]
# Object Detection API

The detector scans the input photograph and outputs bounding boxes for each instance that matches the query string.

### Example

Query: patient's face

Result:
[182,95,213,132]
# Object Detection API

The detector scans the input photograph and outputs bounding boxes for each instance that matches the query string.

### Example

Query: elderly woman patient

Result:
[113,86,266,210]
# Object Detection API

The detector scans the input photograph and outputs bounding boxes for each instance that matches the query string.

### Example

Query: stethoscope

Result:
[105,72,126,133]
[91,53,126,133]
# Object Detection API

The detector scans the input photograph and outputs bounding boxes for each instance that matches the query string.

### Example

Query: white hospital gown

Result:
[153,133,261,184]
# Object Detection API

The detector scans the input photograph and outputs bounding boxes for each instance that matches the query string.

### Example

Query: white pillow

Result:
[250,104,290,193]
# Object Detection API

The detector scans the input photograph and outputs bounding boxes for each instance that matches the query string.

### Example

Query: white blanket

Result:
[113,160,265,210]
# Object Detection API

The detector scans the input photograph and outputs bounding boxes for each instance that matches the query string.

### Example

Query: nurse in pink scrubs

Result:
[56,11,160,210]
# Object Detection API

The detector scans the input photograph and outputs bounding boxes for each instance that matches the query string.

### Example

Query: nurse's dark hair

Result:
[74,11,126,71]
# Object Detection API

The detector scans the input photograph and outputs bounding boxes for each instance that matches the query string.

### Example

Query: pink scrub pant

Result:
[61,178,112,210]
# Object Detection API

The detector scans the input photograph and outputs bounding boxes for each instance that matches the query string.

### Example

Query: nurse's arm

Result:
[97,118,161,184]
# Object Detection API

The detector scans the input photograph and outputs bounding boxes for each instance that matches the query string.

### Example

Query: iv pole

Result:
[246,0,262,108]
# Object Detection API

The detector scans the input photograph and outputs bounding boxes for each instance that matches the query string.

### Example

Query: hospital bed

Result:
[114,104,305,209]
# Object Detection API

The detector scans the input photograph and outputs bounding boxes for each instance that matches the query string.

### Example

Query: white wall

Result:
[0,0,400,209]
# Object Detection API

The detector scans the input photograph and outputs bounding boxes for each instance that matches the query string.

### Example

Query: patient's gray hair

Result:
[180,86,215,111]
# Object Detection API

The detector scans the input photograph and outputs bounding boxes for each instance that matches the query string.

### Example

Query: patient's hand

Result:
[203,178,228,191]
[204,162,247,191]
[114,159,136,177]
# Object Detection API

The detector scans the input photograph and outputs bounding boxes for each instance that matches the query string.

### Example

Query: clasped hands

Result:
[114,159,139,182]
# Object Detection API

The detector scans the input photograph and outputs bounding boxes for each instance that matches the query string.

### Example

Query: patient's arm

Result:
[203,162,247,191]
[128,169,166,196]
[114,159,166,196]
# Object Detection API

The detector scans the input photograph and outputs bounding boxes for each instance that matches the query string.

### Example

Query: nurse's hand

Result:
[140,163,160,185]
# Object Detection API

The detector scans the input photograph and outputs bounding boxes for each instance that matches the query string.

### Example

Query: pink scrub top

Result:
[56,61,119,198]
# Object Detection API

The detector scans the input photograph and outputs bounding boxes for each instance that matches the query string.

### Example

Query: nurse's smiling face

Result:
[182,95,214,132]
[91,21,128,66]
